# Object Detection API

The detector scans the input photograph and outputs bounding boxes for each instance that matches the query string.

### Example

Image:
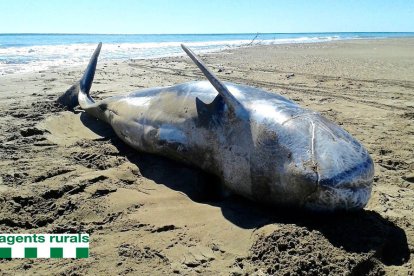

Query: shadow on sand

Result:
[80,112,410,266]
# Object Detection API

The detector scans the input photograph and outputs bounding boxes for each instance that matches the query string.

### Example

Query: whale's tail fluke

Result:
[57,43,102,110]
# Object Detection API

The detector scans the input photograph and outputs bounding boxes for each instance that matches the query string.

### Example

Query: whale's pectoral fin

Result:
[181,44,245,116]
[196,94,225,127]
[57,43,102,110]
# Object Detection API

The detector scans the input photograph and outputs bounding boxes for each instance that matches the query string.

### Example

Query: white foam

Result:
[0,35,344,76]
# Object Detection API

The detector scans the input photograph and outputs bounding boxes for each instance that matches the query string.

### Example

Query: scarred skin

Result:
[59,43,374,211]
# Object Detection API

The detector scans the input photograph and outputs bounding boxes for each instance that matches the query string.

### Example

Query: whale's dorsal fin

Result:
[196,94,225,127]
[181,44,243,115]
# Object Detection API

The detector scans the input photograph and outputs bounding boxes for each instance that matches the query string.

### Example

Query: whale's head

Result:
[249,106,374,211]
[300,116,374,211]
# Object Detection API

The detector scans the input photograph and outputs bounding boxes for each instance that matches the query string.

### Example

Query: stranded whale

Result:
[58,43,374,211]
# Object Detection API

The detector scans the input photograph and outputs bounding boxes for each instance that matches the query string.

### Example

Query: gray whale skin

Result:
[58,43,374,211]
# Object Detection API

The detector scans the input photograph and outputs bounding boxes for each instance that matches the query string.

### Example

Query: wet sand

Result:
[0,38,413,275]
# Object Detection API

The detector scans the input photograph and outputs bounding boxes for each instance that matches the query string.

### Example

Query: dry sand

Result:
[0,38,413,275]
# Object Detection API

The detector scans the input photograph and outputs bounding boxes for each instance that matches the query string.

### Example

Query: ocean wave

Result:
[0,34,368,76]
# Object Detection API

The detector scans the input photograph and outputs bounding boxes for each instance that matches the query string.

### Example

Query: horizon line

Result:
[1,31,414,36]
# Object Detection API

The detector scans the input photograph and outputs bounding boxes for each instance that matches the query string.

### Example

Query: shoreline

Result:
[2,36,414,77]
[0,38,413,274]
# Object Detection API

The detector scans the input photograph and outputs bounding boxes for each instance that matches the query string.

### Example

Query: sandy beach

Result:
[0,38,413,275]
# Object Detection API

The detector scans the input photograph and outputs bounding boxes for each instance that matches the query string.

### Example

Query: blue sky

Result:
[1,0,413,34]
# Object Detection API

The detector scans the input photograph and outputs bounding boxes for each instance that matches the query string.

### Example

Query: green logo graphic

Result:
[0,234,89,258]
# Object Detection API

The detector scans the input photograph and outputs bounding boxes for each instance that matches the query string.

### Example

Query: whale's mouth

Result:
[304,183,372,211]
[305,148,374,211]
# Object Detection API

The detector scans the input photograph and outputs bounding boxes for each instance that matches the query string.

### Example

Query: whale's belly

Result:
[102,81,315,199]
[106,84,222,174]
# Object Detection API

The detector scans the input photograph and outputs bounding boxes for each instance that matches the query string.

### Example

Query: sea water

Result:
[0,32,413,75]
